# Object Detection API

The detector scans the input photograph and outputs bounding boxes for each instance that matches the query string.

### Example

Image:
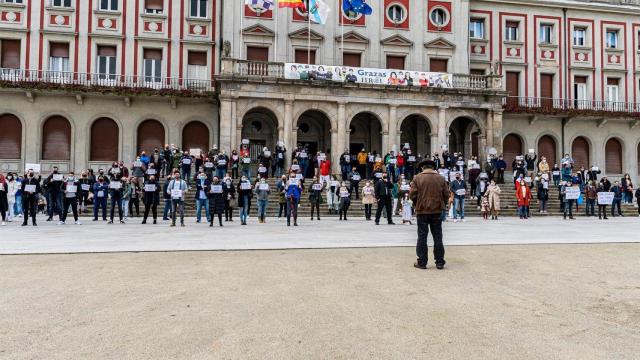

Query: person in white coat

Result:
[6,173,18,221]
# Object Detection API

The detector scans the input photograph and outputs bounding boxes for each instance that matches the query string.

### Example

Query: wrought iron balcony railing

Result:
[503,96,640,115]
[0,68,215,94]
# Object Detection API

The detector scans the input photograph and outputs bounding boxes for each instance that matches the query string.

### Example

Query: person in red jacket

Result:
[396,154,405,179]
[515,179,532,219]
[319,158,331,185]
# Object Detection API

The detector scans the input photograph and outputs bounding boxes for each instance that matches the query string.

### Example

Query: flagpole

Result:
[307,3,311,65]
[274,2,278,62]
[240,2,244,59]
[341,4,344,65]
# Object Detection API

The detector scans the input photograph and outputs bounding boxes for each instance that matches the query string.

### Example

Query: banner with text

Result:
[284,63,453,88]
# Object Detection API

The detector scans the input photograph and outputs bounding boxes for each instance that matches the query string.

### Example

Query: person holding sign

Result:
[223,176,236,222]
[215,151,229,180]
[0,174,8,226]
[357,149,368,180]
[338,182,352,221]
[92,177,109,222]
[596,181,609,220]
[584,181,597,217]
[611,181,624,217]
[274,144,287,178]
[229,149,240,179]
[60,172,81,225]
[515,179,532,220]
[207,176,227,227]
[340,149,352,181]
[349,167,362,200]
[167,171,188,227]
[361,181,375,221]
[141,176,160,224]
[450,173,467,222]
[409,159,450,270]
[308,177,324,221]
[237,176,252,225]
[45,166,64,222]
[180,151,193,185]
[374,173,395,225]
[240,144,252,180]
[276,175,288,220]
[561,182,577,220]
[635,187,640,216]
[78,172,92,214]
[404,149,417,180]
[20,171,41,226]
[285,173,302,226]
[194,171,212,224]
[253,178,271,224]
[108,177,125,224]
[258,147,272,178]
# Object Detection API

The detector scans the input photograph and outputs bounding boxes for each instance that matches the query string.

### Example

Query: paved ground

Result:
[0,216,639,254]
[1,245,639,359]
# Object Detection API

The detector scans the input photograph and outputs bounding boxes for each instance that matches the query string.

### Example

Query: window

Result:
[3,0,24,3]
[429,58,448,72]
[99,0,118,11]
[97,45,117,80]
[606,30,618,49]
[386,4,406,25]
[343,53,361,67]
[246,46,269,62]
[190,0,207,18]
[429,8,448,27]
[143,48,162,83]
[48,42,69,73]
[574,76,588,108]
[470,69,485,75]
[505,21,519,41]
[144,0,163,14]
[52,0,72,7]
[294,49,315,64]
[187,51,207,80]
[606,78,620,104]
[469,19,484,39]
[573,27,586,46]
[386,55,405,70]
[539,24,553,44]
[0,39,21,70]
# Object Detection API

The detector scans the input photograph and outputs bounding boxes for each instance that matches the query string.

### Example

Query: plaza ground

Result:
[1,244,639,359]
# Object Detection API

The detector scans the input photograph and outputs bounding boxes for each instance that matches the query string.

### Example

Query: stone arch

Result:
[445,109,486,135]
[0,113,23,159]
[398,114,433,155]
[41,115,73,161]
[89,117,120,162]
[241,107,279,157]
[395,109,436,133]
[181,120,211,152]
[236,101,284,129]
[296,109,333,155]
[604,136,624,175]
[347,106,388,131]
[448,116,484,156]
[293,103,337,130]
[349,111,384,154]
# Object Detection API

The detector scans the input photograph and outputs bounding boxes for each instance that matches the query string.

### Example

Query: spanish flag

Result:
[278,0,305,8]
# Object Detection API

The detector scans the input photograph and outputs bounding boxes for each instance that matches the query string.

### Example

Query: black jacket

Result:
[143,181,160,206]
[375,179,393,199]
[21,177,41,198]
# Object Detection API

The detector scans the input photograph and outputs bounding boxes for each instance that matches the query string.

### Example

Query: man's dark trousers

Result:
[375,197,393,223]
[416,214,445,267]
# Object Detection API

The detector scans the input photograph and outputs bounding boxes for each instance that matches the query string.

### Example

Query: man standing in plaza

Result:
[409,159,450,270]
[167,171,188,227]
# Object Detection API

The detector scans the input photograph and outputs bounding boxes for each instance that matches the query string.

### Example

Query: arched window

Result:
[42,116,71,160]
[605,138,622,174]
[537,135,557,166]
[90,118,119,161]
[137,119,165,156]
[502,134,523,170]
[571,136,590,169]
[0,114,22,159]
[182,121,209,152]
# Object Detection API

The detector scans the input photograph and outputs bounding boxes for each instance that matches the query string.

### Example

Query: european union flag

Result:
[342,0,372,16]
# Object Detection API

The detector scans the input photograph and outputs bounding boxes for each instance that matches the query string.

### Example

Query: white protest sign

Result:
[182,158,192,165]
[597,192,614,205]
[134,161,143,167]
[81,184,91,191]
[190,148,201,157]
[171,189,183,199]
[25,163,41,173]
[352,175,361,181]
[211,185,223,193]
[259,184,269,190]
[52,174,63,181]
[109,182,122,189]
[147,169,156,175]
[25,185,37,193]
[66,185,77,193]
[145,184,157,192]
[312,184,322,191]
[565,187,580,200]
[240,183,251,190]
[205,162,214,168]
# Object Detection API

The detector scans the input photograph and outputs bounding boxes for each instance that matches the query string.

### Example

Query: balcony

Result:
[0,68,215,97]
[219,58,503,91]
[503,96,640,117]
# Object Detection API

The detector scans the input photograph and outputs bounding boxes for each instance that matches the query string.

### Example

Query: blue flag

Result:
[342,0,372,16]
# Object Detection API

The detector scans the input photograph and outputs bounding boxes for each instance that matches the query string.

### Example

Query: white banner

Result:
[597,192,614,205]
[284,63,453,88]
[565,187,581,200]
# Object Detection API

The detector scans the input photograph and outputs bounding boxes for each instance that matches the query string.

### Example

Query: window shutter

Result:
[506,21,519,28]
[605,138,622,174]
[0,39,21,69]
[429,58,448,72]
[574,76,587,84]
[143,48,163,60]
[50,42,69,58]
[294,49,315,64]
[386,55,405,70]
[145,0,163,10]
[342,53,361,67]
[607,78,619,86]
[97,45,117,57]
[246,46,269,62]
[187,51,207,66]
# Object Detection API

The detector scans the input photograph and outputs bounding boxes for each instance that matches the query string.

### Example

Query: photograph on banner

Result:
[284,63,453,88]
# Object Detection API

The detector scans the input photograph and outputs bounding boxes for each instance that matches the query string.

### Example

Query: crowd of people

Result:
[1,143,639,228]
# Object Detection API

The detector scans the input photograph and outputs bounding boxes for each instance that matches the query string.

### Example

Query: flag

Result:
[278,0,305,8]
[245,0,274,11]
[342,0,372,16]
[309,0,330,24]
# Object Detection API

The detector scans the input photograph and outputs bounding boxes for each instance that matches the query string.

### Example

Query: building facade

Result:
[1,0,640,178]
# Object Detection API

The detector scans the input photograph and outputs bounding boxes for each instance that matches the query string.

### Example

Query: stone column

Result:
[430,133,439,156]
[388,105,398,152]
[229,98,238,151]
[382,131,389,155]
[437,106,448,152]
[219,97,233,152]
[492,109,503,154]
[478,134,487,161]
[330,129,339,174]
[485,110,494,148]
[121,120,135,163]
[283,99,294,169]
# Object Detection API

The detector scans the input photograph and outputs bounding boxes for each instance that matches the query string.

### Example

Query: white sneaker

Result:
[277,217,281,221]
[75,220,82,225]
[57,221,65,225]
[453,219,459,223]
[461,219,466,222]
[1,222,5,226]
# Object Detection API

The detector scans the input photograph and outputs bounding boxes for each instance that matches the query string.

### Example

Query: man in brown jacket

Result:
[409,159,450,269]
